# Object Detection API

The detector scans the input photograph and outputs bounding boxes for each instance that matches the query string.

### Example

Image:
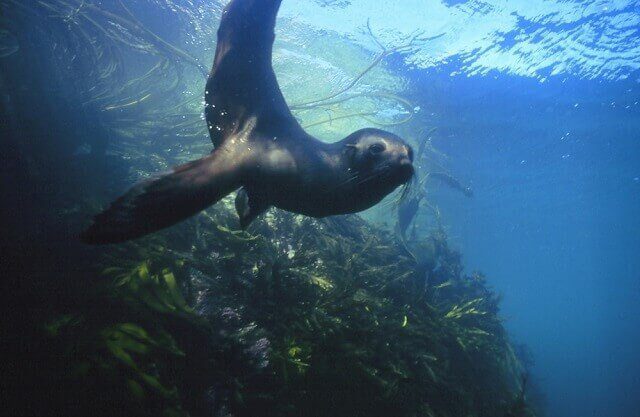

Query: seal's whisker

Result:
[398,176,415,202]
[327,172,362,194]
[353,167,390,187]
[328,163,391,193]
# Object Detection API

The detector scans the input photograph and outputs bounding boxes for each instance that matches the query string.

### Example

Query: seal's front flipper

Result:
[81,154,242,244]
[206,0,303,148]
[235,188,269,229]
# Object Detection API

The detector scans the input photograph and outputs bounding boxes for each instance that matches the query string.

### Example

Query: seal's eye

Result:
[369,143,386,155]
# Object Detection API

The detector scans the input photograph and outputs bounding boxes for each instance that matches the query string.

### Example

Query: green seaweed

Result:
[15,192,540,416]
[31,198,535,416]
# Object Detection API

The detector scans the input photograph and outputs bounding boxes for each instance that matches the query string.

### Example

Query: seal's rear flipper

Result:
[81,154,241,244]
[235,188,269,229]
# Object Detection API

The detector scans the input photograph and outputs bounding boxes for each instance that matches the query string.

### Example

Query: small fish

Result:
[397,194,422,241]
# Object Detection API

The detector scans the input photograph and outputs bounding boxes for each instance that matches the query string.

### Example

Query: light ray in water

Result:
[0,30,19,58]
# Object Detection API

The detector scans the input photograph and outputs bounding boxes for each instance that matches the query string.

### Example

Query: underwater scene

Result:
[1,0,639,416]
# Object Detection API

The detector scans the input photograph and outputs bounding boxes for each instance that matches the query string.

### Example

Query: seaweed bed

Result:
[8,202,537,417]
[1,1,540,416]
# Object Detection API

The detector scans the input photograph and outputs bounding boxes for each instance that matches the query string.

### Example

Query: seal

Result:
[81,0,414,244]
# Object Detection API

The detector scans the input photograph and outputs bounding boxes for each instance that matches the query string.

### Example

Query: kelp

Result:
[292,22,437,130]
[2,0,420,150]
[27,190,539,417]
[2,0,208,156]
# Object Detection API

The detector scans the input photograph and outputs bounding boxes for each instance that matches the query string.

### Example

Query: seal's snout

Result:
[399,157,413,170]
[406,145,414,162]
[397,158,415,183]
[396,143,414,182]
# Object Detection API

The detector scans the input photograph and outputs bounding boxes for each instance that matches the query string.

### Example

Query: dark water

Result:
[1,1,639,416]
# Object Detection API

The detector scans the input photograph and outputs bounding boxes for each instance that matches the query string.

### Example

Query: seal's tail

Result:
[81,154,239,245]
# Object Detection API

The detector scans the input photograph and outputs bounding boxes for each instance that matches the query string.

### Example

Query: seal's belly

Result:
[268,182,380,218]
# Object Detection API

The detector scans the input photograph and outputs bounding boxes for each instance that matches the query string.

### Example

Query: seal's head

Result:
[344,128,414,184]
[338,128,414,209]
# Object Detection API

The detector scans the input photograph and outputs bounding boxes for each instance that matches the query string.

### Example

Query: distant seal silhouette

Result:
[81,0,414,244]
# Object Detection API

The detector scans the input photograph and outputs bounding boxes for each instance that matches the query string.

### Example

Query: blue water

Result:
[422,74,640,417]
